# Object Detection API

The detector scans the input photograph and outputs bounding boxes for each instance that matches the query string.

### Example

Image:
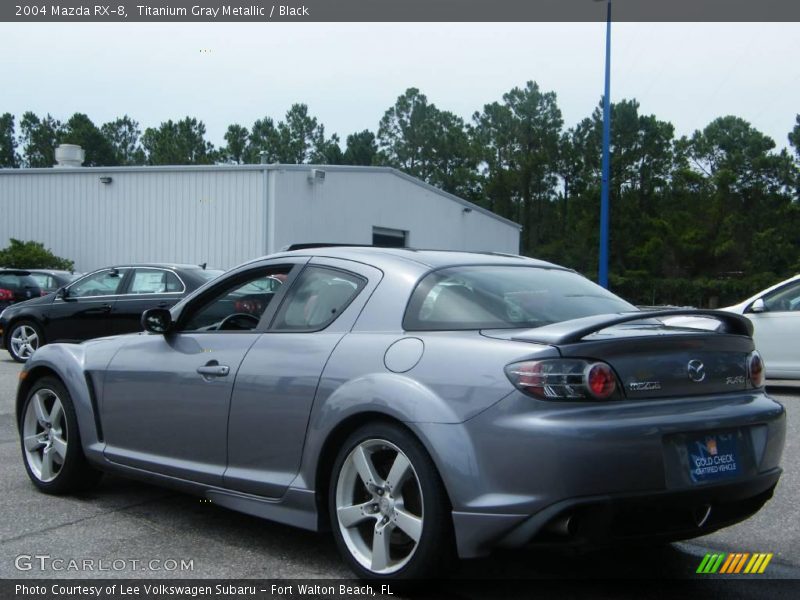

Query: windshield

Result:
[403,266,636,331]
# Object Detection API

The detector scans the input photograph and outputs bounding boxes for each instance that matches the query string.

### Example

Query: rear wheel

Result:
[7,320,43,363]
[20,377,102,494]
[329,422,455,579]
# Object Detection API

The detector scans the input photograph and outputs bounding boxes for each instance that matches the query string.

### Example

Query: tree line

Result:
[1,83,799,307]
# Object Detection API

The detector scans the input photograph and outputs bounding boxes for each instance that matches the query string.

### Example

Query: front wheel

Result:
[329,422,455,579]
[8,320,44,363]
[20,377,102,494]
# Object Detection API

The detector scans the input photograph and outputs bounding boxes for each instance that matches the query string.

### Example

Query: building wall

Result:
[272,168,520,254]
[0,168,267,271]
[0,165,520,273]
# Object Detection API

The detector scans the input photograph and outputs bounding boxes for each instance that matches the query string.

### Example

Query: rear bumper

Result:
[451,470,781,559]
[412,390,786,558]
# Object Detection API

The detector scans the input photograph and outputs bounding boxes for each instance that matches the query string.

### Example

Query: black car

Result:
[0,270,42,311]
[0,263,222,362]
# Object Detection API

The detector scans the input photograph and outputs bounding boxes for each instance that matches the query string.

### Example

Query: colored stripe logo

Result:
[697,552,773,574]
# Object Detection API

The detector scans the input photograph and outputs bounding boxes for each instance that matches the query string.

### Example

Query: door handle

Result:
[86,303,112,314]
[196,360,230,379]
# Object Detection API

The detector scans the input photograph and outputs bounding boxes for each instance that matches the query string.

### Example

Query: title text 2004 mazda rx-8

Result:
[16,248,785,579]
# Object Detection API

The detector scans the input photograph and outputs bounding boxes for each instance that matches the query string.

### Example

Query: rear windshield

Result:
[403,266,635,331]
[0,273,39,291]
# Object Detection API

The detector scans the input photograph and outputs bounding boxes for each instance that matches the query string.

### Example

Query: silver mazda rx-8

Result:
[16,247,785,579]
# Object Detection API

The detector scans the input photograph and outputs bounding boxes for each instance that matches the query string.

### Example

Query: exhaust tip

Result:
[692,504,713,527]
[545,514,576,537]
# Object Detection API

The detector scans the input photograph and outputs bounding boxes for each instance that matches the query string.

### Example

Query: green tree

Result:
[0,239,74,270]
[141,117,215,165]
[0,113,19,168]
[101,116,146,165]
[377,88,437,176]
[378,88,476,197]
[222,124,249,164]
[244,104,338,164]
[0,113,18,168]
[790,115,800,159]
[313,132,344,165]
[686,116,796,277]
[19,112,63,168]
[61,113,118,166]
[246,116,281,163]
[343,130,377,165]
[472,81,563,254]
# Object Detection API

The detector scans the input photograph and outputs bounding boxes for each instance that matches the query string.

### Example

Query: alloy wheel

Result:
[22,389,68,482]
[335,439,424,575]
[10,324,40,360]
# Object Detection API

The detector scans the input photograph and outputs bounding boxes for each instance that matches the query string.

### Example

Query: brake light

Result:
[505,359,619,401]
[585,362,617,399]
[748,351,765,388]
[0,288,13,302]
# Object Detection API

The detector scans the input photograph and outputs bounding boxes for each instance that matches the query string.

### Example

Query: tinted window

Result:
[181,267,292,332]
[29,273,55,291]
[0,274,38,291]
[763,280,800,312]
[272,267,365,331]
[129,269,184,294]
[69,269,127,298]
[404,266,635,331]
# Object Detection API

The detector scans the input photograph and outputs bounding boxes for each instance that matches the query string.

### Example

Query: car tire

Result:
[329,422,456,580]
[7,320,44,363]
[19,376,102,494]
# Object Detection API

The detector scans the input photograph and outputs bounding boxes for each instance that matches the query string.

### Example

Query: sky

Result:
[2,22,799,151]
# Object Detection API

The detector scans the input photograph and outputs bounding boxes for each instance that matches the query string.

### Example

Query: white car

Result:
[726,275,800,379]
[664,275,800,379]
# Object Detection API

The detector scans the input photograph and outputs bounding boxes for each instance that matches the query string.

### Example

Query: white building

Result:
[0,162,521,272]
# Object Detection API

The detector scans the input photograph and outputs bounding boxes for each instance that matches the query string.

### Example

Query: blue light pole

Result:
[598,0,612,288]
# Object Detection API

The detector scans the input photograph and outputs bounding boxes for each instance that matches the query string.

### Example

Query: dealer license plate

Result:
[686,431,741,484]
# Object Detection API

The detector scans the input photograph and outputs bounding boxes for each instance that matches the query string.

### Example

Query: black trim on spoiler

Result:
[510,309,754,345]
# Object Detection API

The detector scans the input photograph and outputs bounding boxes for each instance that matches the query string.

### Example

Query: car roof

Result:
[262,246,563,271]
[24,269,76,275]
[0,269,33,276]
[94,263,215,271]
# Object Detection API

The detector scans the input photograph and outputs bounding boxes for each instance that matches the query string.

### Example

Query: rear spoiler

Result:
[510,309,754,345]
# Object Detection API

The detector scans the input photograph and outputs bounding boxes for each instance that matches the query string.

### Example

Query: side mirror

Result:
[56,287,69,299]
[750,298,766,313]
[141,308,173,334]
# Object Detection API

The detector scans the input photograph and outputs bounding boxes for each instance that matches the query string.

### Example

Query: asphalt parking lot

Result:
[0,355,798,587]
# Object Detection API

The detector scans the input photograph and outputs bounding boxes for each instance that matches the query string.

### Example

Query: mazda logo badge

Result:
[688,359,706,382]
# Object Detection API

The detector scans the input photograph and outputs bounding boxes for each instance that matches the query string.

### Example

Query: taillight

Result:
[0,288,13,302]
[748,351,765,388]
[505,359,619,401]
[585,362,617,399]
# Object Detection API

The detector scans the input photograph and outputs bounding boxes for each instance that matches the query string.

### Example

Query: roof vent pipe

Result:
[54,144,85,168]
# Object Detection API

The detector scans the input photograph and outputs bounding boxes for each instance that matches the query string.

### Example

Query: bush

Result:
[0,239,75,271]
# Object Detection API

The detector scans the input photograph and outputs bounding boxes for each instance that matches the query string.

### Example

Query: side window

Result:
[180,267,291,332]
[129,269,184,294]
[30,274,53,291]
[272,266,365,332]
[68,269,127,298]
[763,281,800,312]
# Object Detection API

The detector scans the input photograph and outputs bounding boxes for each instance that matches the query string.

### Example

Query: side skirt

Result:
[99,459,320,532]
